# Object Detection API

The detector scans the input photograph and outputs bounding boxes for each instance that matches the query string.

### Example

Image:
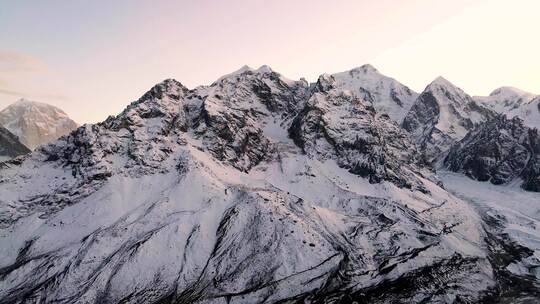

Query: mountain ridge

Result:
[0,65,539,303]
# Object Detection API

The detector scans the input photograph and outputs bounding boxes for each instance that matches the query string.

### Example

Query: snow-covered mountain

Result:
[0,66,539,303]
[0,125,30,162]
[0,67,507,303]
[332,64,419,123]
[444,115,540,191]
[0,99,78,150]
[402,76,495,163]
[475,87,540,130]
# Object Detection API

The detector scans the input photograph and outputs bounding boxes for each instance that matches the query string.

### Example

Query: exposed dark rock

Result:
[444,115,540,192]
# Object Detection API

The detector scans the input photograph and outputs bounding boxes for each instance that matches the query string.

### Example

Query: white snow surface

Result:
[441,171,540,281]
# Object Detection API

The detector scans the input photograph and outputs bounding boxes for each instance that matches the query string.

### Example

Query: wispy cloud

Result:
[0,88,26,97]
[0,50,62,102]
[0,50,48,73]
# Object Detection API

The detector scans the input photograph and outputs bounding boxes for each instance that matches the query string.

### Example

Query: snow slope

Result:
[441,171,540,301]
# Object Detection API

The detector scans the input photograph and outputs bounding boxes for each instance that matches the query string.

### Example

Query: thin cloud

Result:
[39,93,70,101]
[0,50,48,73]
[0,88,26,97]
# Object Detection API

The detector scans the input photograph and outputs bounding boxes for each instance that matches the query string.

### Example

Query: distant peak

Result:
[237,65,253,73]
[256,65,273,73]
[214,64,276,84]
[350,64,379,74]
[230,64,273,75]
[14,98,41,106]
[489,86,533,97]
[8,99,60,111]
[360,64,378,72]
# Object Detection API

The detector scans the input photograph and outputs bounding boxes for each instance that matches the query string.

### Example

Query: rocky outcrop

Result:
[0,99,78,149]
[0,125,30,161]
[444,115,540,191]
[290,74,428,191]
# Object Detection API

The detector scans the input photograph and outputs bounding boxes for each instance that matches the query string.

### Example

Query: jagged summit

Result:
[213,64,277,84]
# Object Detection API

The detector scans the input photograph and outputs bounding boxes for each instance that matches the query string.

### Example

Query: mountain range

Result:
[0,65,539,303]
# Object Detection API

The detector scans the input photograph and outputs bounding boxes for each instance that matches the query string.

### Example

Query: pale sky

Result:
[0,0,538,123]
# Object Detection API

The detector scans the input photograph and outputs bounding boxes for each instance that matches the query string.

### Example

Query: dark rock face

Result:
[188,68,308,172]
[290,74,428,191]
[444,115,540,191]
[0,125,30,160]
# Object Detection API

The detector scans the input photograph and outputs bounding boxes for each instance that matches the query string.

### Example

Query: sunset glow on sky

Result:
[1,0,538,123]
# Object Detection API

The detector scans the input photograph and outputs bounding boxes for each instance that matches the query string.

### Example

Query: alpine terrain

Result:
[0,99,78,150]
[0,65,539,304]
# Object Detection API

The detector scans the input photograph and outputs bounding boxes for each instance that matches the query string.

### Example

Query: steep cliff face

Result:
[444,115,540,192]
[289,74,428,191]
[0,125,30,161]
[402,77,495,163]
[0,99,78,150]
[0,68,498,303]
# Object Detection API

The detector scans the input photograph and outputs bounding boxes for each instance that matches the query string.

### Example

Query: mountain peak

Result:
[214,64,276,84]
[350,63,379,74]
[430,76,455,87]
[256,64,273,73]
[12,98,51,108]
[489,86,534,98]
[0,99,78,149]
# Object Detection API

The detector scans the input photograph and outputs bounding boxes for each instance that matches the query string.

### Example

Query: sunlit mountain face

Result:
[1,66,539,303]
[1,1,539,303]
